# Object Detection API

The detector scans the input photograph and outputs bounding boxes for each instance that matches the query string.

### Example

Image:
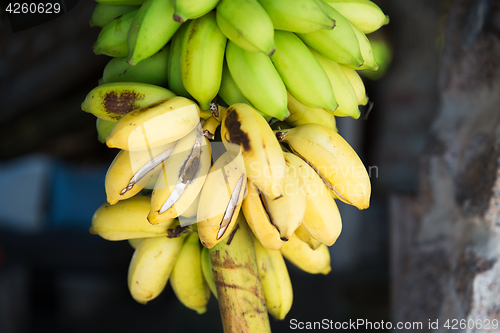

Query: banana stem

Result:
[209,214,271,333]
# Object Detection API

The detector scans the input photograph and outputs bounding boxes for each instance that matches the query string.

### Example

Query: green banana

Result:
[96,0,144,5]
[343,21,378,71]
[340,64,368,105]
[225,41,289,120]
[102,46,169,86]
[325,0,389,34]
[180,11,227,110]
[90,3,139,28]
[218,60,250,106]
[126,0,181,66]
[216,0,275,55]
[200,246,217,298]
[166,23,191,98]
[96,118,116,143]
[81,82,176,121]
[173,0,220,22]
[93,9,139,57]
[297,4,362,67]
[256,0,334,33]
[271,31,337,112]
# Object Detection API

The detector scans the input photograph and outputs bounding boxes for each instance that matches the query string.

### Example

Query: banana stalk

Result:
[209,214,271,333]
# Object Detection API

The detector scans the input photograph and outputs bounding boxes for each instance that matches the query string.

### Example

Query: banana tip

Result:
[172,14,185,23]
[267,48,276,57]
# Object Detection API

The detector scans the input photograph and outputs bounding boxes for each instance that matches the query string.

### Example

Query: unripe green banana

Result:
[90,3,139,28]
[285,92,337,130]
[271,31,337,112]
[167,23,192,99]
[326,0,389,34]
[106,96,201,150]
[343,21,378,71]
[96,0,144,5]
[93,9,139,57]
[256,0,334,33]
[173,0,220,22]
[81,82,176,121]
[90,196,176,241]
[216,0,275,55]
[128,233,185,304]
[309,47,360,118]
[297,4,362,67]
[225,41,289,120]
[126,0,181,66]
[180,11,227,110]
[200,246,217,298]
[253,236,293,320]
[281,233,331,275]
[102,47,169,86]
[169,232,211,313]
[96,118,116,143]
[218,61,250,106]
[340,65,368,105]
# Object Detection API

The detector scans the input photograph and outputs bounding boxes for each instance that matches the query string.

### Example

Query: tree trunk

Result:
[391,0,500,330]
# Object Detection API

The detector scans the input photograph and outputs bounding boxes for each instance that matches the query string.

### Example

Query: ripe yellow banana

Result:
[200,246,217,298]
[242,181,285,250]
[197,148,247,248]
[106,96,201,151]
[202,116,220,140]
[128,238,143,249]
[221,103,286,200]
[297,4,362,68]
[340,64,369,105]
[173,0,219,22]
[294,224,321,250]
[128,233,185,304]
[277,124,371,210]
[225,41,289,120]
[281,233,331,275]
[309,47,360,118]
[284,152,342,246]
[253,236,293,320]
[149,127,211,224]
[271,31,337,112]
[81,82,176,121]
[326,0,389,34]
[105,141,177,205]
[216,0,275,55]
[180,12,227,110]
[90,196,176,241]
[169,232,211,313]
[256,0,334,33]
[285,92,337,130]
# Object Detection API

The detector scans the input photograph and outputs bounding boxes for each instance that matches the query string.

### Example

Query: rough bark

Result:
[392,0,500,331]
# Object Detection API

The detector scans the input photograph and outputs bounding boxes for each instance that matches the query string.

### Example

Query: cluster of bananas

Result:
[84,0,387,322]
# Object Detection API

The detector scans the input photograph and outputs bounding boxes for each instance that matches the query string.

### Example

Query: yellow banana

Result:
[170,232,211,313]
[149,127,211,224]
[309,47,360,118]
[128,238,144,249]
[200,246,217,298]
[180,11,227,110]
[90,196,176,241]
[221,103,286,200]
[197,148,247,248]
[106,96,201,151]
[128,233,185,304]
[294,224,321,250]
[242,181,285,250]
[202,116,220,140]
[284,152,342,246]
[340,64,369,105]
[285,92,337,130]
[253,236,293,320]
[325,0,389,34]
[277,124,371,210]
[281,233,331,275]
[81,82,176,122]
[105,142,176,205]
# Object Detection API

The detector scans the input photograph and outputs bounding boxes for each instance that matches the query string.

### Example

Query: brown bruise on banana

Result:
[158,129,203,214]
[120,145,176,195]
[224,108,251,151]
[102,90,145,119]
[275,130,352,205]
[217,174,245,240]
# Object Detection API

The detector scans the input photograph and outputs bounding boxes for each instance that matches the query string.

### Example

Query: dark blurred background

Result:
[0,1,446,332]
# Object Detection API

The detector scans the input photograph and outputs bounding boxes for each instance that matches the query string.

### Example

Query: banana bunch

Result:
[84,0,387,324]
